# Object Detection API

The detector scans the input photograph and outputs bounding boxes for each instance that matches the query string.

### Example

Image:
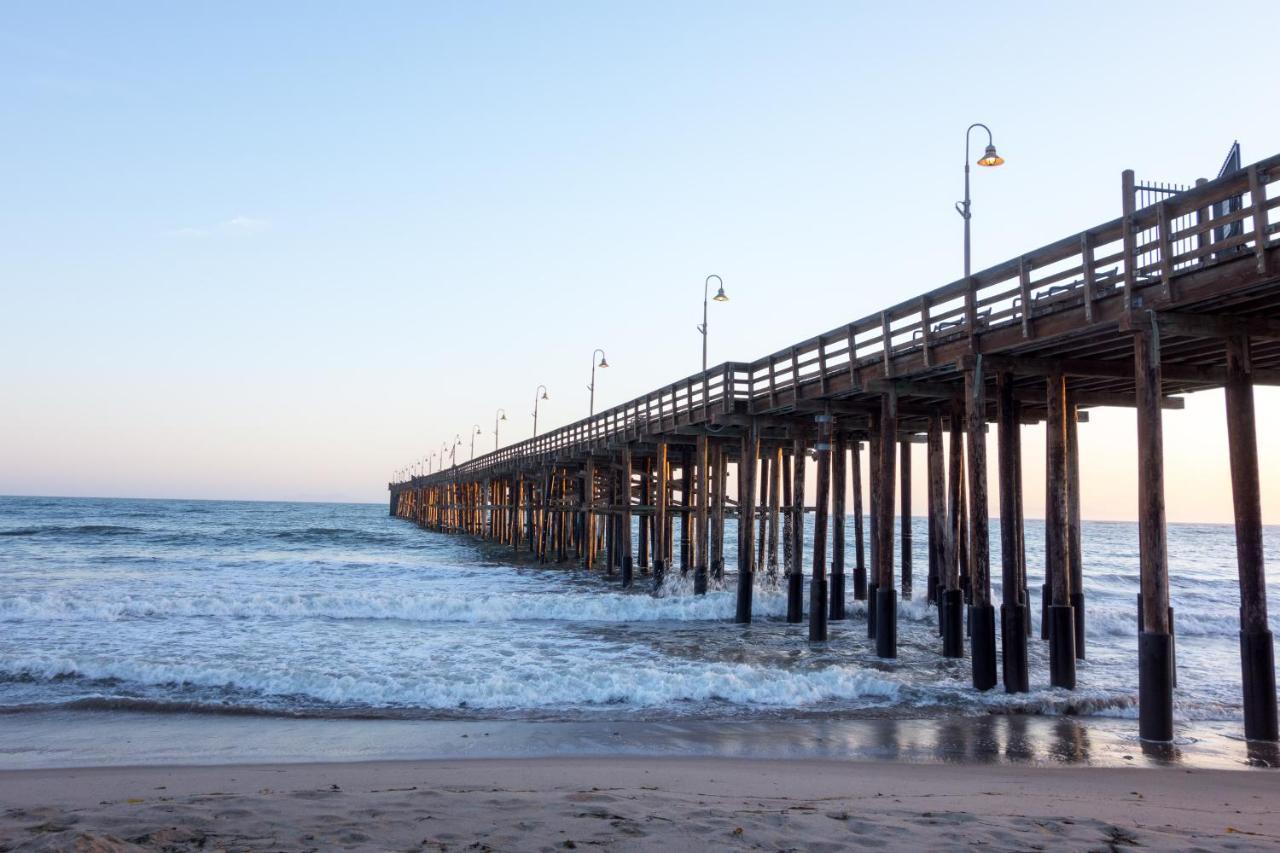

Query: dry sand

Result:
[1,757,1276,852]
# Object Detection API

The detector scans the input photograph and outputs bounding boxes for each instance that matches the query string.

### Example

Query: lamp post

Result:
[587,349,609,416]
[955,124,1005,281]
[698,274,729,372]
[532,385,549,437]
[469,425,482,460]
[494,408,507,451]
[450,435,461,467]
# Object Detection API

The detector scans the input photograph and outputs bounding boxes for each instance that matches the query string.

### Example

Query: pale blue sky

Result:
[3,2,1278,519]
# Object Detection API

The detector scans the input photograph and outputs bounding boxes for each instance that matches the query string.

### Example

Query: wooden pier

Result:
[392,153,1280,743]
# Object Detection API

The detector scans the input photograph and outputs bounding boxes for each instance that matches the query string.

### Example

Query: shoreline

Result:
[2,756,1277,851]
[3,709,1277,773]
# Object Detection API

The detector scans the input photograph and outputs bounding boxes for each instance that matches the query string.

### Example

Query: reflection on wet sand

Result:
[1,710,1276,772]
[1004,713,1036,762]
[1049,718,1092,762]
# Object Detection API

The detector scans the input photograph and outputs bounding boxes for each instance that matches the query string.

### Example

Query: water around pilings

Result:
[1,496,1276,735]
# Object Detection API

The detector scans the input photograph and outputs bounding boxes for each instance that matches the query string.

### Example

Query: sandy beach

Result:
[1,756,1276,852]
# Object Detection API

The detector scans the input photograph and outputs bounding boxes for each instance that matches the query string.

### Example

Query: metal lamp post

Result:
[588,349,609,416]
[532,385,549,437]
[956,124,1005,281]
[450,435,461,467]
[494,408,507,451]
[470,424,482,460]
[698,274,729,372]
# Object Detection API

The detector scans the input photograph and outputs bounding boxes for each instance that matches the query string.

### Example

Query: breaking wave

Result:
[0,587,792,624]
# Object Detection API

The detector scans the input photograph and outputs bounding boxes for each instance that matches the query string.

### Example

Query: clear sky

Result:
[3,2,1277,521]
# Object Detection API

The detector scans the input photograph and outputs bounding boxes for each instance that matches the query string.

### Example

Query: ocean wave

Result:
[0,524,142,538]
[0,586,793,624]
[0,655,903,712]
[1081,605,1273,638]
[269,526,407,547]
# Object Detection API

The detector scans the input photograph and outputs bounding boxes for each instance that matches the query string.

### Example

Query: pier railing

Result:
[401,153,1278,487]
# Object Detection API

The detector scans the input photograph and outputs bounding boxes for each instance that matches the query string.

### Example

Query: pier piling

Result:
[875,392,898,659]
[997,372,1029,693]
[1225,335,1279,741]
[830,432,848,621]
[787,435,807,624]
[736,427,758,623]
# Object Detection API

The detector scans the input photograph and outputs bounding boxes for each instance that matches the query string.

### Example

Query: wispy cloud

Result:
[169,215,272,238]
[226,216,270,233]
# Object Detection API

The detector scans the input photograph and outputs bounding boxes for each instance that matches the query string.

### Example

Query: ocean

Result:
[1,495,1276,730]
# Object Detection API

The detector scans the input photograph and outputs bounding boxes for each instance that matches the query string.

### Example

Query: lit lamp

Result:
[532,385,549,437]
[956,124,1005,282]
[698,274,729,373]
[588,348,609,416]
[494,408,507,451]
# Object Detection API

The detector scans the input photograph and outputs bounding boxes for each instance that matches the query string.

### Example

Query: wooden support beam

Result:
[653,441,669,588]
[1225,335,1279,741]
[710,440,725,582]
[694,434,709,594]
[1067,400,1085,660]
[981,352,1280,388]
[1133,316,1174,741]
[782,447,794,584]
[637,459,649,569]
[787,431,808,623]
[1046,370,1076,688]
[942,399,965,658]
[1137,311,1280,341]
[735,425,758,623]
[925,413,945,607]
[997,373,1029,693]
[899,438,912,600]
[1073,391,1185,410]
[810,414,832,641]
[966,359,997,690]
[679,450,692,576]
[756,453,769,575]
[866,377,961,400]
[851,436,867,601]
[767,445,782,579]
[946,402,964,596]
[621,445,634,587]
[830,431,847,621]
[582,459,594,570]
[874,391,898,658]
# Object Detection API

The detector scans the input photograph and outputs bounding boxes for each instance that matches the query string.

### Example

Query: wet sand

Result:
[2,756,1278,851]
[3,713,1278,851]
[6,710,1280,771]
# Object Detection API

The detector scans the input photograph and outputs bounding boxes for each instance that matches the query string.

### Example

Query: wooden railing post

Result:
[1017,257,1032,338]
[1081,231,1096,322]
[1157,199,1173,299]
[1248,164,1271,274]
[1122,168,1137,316]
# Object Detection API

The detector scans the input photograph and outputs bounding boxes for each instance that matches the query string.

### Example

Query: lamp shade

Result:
[977,144,1004,167]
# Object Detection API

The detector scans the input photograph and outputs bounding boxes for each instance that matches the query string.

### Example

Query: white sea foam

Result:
[3,495,1273,725]
[0,653,902,711]
[0,585,795,624]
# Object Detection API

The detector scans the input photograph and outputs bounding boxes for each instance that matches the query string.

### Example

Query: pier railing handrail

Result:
[396,153,1278,489]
